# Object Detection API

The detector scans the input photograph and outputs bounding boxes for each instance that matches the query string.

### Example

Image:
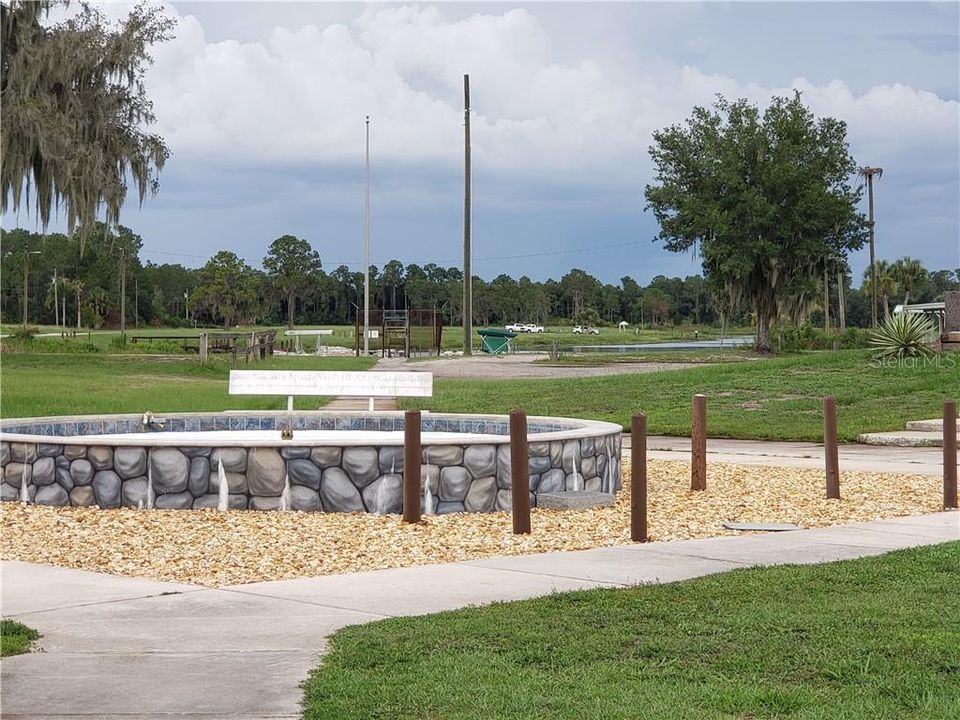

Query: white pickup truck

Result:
[505,323,544,333]
[572,325,600,335]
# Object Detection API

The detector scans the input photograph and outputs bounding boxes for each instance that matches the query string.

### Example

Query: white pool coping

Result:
[26,430,504,447]
[0,412,623,447]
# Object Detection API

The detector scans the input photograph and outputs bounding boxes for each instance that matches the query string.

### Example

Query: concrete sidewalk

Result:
[633,435,946,475]
[2,512,957,719]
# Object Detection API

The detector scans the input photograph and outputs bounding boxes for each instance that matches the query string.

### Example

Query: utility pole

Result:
[363,115,371,356]
[463,74,473,355]
[22,257,28,328]
[21,249,40,328]
[135,278,139,328]
[861,166,883,327]
[823,263,830,331]
[53,267,59,328]
[119,248,127,336]
[837,262,846,332]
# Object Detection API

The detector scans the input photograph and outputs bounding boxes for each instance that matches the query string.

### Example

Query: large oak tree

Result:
[644,93,867,351]
[192,251,259,328]
[262,235,322,328]
[1,1,173,245]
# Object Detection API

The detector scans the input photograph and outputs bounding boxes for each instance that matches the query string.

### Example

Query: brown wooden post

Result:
[403,410,422,523]
[631,413,648,542]
[510,409,531,534]
[691,394,707,491]
[944,400,958,509]
[824,396,840,499]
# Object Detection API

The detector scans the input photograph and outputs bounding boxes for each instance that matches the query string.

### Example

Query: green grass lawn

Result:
[0,353,375,417]
[3,349,955,441]
[303,543,960,720]
[1,620,39,657]
[403,350,959,441]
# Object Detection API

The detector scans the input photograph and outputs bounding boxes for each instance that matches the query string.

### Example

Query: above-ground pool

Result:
[0,412,622,514]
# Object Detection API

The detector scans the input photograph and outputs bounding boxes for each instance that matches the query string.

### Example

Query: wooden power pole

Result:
[119,248,127,336]
[861,166,883,327]
[823,263,830,331]
[463,74,473,356]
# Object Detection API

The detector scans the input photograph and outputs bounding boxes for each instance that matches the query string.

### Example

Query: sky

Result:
[4,1,959,284]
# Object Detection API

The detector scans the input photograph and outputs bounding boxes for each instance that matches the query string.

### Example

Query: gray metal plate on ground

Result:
[723,522,801,532]
[537,491,615,510]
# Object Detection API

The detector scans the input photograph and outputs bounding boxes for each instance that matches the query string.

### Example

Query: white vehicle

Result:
[506,323,544,333]
[572,325,600,335]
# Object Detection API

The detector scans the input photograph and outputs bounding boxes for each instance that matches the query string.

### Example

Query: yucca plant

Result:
[869,313,936,359]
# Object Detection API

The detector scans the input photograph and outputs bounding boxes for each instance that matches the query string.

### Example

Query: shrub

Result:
[774,324,871,352]
[5,338,104,354]
[130,339,185,354]
[869,313,937,359]
[80,306,103,329]
[10,325,39,342]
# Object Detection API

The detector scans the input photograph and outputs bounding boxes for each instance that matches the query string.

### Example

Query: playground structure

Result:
[354,308,444,357]
[281,329,335,354]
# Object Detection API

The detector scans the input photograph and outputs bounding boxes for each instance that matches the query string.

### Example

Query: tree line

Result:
[2,3,957,349]
[2,225,956,332]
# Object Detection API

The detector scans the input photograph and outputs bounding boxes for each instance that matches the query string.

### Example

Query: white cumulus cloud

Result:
[141,3,957,195]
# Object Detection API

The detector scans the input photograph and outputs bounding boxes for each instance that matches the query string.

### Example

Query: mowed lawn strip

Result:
[0,354,376,417]
[303,542,960,720]
[402,350,959,441]
[1,620,40,657]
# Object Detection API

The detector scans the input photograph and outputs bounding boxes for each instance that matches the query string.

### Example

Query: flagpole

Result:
[364,116,371,355]
[463,75,472,355]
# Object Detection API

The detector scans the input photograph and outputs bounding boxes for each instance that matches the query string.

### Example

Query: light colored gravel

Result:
[1,460,942,587]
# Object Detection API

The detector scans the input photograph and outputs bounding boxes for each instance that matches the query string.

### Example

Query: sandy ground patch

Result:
[1,459,941,587]
[397,354,696,379]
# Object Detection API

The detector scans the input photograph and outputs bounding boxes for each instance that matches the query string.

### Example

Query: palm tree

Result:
[65,278,84,329]
[863,261,898,321]
[891,256,927,307]
[86,287,110,323]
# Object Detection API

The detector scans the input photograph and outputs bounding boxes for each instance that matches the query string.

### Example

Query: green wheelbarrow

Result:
[477,327,517,354]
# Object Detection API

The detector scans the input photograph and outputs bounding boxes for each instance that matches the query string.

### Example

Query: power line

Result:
[141,248,210,261]
[140,237,647,269]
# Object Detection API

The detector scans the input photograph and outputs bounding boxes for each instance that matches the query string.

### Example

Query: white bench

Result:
[228,370,433,411]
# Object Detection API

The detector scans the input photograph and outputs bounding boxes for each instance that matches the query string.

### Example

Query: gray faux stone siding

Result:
[0,413,622,514]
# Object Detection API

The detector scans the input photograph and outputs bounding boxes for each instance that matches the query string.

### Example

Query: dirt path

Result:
[384,354,696,380]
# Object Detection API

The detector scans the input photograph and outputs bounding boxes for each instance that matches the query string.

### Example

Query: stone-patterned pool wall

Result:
[0,414,622,514]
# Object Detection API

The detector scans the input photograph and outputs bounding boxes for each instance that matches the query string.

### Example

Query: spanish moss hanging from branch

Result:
[1,1,175,250]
